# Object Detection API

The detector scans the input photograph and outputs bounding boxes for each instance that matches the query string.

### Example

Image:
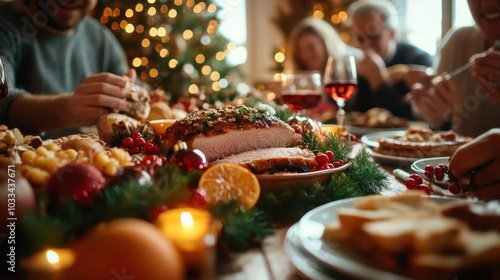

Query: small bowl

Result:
[149,119,177,135]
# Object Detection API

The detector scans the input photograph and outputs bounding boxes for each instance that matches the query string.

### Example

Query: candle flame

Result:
[46,250,60,264]
[180,212,194,228]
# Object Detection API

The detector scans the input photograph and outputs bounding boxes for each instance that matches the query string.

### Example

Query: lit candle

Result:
[158,208,220,279]
[22,248,75,280]
[320,124,345,137]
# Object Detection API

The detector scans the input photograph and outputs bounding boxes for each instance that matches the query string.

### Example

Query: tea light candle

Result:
[22,249,75,280]
[158,208,219,279]
[321,124,345,136]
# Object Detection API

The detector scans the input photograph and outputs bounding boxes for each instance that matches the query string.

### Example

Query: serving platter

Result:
[256,162,351,191]
[294,196,461,280]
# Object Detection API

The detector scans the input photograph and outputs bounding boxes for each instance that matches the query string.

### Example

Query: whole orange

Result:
[66,218,184,280]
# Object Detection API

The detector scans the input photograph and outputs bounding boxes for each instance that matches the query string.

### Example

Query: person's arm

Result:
[357,48,389,92]
[449,128,500,200]
[7,73,131,134]
[470,49,500,100]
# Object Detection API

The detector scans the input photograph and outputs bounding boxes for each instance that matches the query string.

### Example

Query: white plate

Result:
[411,157,450,174]
[285,224,342,280]
[346,125,407,137]
[256,162,351,191]
[360,130,406,148]
[295,196,460,280]
[411,157,450,186]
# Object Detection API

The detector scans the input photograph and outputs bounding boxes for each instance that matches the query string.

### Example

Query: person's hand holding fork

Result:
[408,72,459,128]
[470,48,500,100]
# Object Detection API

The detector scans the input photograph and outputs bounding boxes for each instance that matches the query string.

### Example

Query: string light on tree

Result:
[95,0,242,104]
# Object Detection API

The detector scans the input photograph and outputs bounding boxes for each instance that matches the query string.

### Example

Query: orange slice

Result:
[149,119,176,135]
[198,163,261,210]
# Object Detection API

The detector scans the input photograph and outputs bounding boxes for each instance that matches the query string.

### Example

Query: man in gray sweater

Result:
[0,0,134,138]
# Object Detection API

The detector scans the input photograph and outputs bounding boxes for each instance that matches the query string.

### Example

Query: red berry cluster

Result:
[424,164,448,181]
[122,132,161,155]
[405,174,431,195]
[315,151,345,170]
[406,164,463,195]
[291,124,303,135]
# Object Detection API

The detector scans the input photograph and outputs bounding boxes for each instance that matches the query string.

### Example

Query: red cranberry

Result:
[406,178,418,189]
[134,137,146,148]
[325,151,335,162]
[154,146,161,155]
[144,142,155,154]
[409,174,423,185]
[435,172,445,181]
[121,137,134,148]
[131,132,143,140]
[424,165,434,173]
[448,182,462,194]
[129,146,140,154]
[418,184,431,195]
[315,153,329,165]
[291,124,303,135]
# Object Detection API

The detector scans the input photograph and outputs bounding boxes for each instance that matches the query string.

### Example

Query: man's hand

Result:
[71,72,131,126]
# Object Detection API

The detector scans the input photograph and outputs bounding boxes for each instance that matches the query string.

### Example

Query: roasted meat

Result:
[162,105,302,161]
[213,147,316,174]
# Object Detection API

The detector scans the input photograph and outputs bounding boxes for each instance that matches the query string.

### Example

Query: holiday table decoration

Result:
[22,248,75,280]
[170,141,209,172]
[3,104,390,279]
[158,208,220,278]
[65,218,184,280]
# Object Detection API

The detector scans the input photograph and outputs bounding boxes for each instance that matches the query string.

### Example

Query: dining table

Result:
[215,156,409,280]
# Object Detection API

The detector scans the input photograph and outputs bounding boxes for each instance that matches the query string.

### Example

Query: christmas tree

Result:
[93,0,243,104]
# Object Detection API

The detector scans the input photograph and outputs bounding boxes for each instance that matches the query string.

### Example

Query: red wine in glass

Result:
[325,82,357,103]
[282,89,322,112]
[324,56,357,129]
[0,58,8,101]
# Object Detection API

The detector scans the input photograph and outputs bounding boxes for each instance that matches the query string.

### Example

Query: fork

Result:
[431,40,500,85]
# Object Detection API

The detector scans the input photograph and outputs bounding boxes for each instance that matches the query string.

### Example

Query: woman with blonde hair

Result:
[286,17,352,72]
[285,17,358,121]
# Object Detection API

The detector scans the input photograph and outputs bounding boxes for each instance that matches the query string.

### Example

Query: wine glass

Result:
[280,72,323,119]
[324,56,357,130]
[0,57,8,101]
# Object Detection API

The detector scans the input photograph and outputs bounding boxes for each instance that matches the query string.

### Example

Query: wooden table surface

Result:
[215,163,409,280]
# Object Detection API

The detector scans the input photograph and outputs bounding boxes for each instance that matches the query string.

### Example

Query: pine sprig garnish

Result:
[345,149,389,195]
[304,132,351,160]
[212,202,273,251]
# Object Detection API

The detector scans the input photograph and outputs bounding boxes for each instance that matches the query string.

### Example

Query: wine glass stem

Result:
[337,106,345,127]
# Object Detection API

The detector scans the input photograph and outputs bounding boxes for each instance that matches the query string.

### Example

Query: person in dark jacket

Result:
[345,0,433,119]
